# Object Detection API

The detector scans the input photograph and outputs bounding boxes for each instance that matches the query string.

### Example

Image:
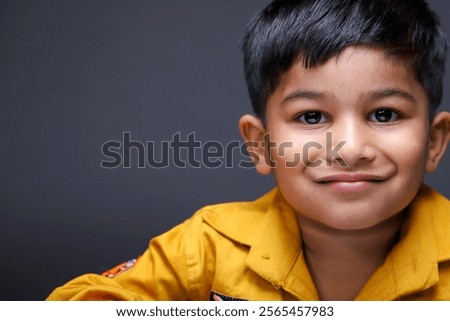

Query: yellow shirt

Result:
[47,184,450,300]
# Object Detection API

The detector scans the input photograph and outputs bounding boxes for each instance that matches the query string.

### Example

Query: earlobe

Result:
[239,114,272,175]
[426,111,450,172]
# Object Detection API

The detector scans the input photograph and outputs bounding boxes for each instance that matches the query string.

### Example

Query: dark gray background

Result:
[0,0,448,300]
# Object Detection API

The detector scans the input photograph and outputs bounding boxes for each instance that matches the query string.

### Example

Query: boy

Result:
[48,0,450,300]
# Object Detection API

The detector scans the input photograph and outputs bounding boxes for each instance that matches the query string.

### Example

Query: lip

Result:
[316,174,387,193]
[317,174,387,183]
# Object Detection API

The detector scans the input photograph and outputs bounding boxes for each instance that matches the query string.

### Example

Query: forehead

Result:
[267,46,427,108]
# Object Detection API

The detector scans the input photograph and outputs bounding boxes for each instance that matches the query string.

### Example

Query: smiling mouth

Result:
[316,174,387,192]
[317,173,387,183]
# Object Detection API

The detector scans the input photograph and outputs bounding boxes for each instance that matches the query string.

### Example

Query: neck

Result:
[298,213,405,300]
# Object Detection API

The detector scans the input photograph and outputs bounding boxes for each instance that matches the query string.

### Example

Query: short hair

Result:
[242,0,448,119]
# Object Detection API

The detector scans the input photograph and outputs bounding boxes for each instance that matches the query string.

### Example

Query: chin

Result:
[319,213,389,231]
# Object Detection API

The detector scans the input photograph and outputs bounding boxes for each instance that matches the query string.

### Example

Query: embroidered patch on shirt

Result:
[102,257,140,278]
[210,291,248,301]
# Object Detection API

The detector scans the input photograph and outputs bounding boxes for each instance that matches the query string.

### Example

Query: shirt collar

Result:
[244,190,318,299]
[202,188,319,300]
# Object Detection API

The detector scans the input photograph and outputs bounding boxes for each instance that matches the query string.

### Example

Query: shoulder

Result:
[411,184,450,234]
[185,188,279,246]
[410,184,450,262]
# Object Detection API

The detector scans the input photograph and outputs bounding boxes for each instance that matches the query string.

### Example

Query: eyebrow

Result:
[371,88,417,103]
[281,88,417,106]
[281,90,326,105]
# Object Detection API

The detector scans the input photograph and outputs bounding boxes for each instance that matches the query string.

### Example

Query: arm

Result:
[47,223,193,301]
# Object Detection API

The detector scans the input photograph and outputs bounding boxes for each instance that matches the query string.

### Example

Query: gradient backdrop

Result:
[1,0,449,300]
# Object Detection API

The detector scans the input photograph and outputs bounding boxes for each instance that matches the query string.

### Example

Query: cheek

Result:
[384,128,429,178]
[268,130,326,168]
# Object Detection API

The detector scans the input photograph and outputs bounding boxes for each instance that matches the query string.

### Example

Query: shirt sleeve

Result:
[46,222,193,300]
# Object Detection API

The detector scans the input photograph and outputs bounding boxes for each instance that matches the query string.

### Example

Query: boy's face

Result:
[240,46,450,230]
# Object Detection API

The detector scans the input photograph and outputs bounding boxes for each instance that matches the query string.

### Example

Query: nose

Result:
[326,118,377,167]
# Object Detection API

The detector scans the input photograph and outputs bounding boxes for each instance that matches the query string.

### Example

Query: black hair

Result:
[242,0,447,119]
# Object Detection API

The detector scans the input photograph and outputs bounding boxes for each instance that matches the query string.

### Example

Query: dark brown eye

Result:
[375,109,392,122]
[370,109,400,123]
[299,111,326,124]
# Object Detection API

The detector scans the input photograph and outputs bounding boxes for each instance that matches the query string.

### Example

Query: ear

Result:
[239,114,272,175]
[426,111,450,172]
